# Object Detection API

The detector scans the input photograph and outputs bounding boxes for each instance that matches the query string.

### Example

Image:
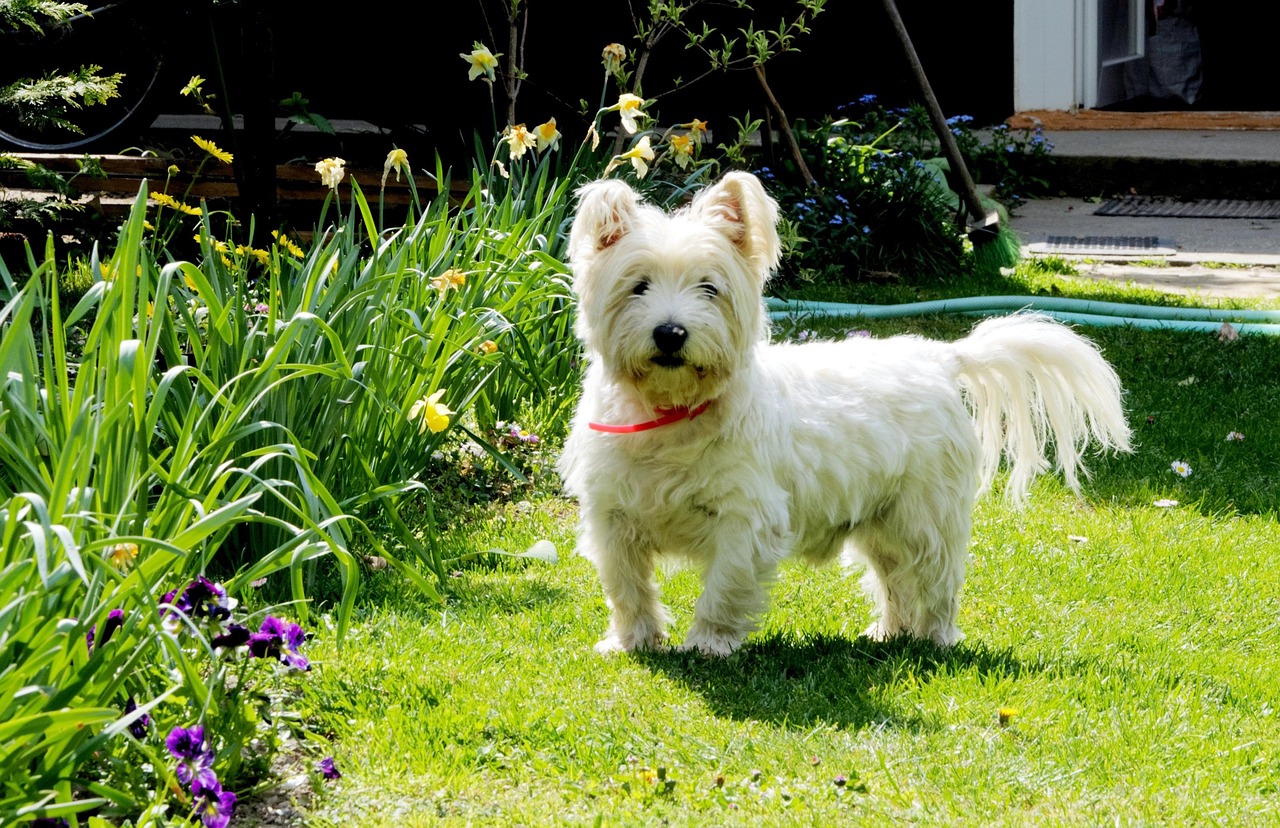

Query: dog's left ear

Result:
[689,172,782,277]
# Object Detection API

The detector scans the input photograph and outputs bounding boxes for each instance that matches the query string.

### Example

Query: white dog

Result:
[557,171,1131,656]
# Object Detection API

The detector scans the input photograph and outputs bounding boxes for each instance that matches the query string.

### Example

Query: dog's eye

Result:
[699,282,719,298]
[632,280,650,296]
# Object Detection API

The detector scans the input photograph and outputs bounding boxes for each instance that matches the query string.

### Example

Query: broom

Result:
[878,0,1022,276]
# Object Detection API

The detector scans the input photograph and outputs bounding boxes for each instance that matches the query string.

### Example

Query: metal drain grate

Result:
[1027,235,1176,256]
[1095,196,1280,219]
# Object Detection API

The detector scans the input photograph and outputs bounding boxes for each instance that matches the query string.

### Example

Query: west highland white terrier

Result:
[557,171,1131,656]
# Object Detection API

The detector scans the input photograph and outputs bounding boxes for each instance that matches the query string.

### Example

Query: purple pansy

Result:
[318,756,341,779]
[194,780,237,828]
[166,725,217,792]
[124,697,150,738]
[248,616,309,671]
[211,623,251,652]
[87,608,125,652]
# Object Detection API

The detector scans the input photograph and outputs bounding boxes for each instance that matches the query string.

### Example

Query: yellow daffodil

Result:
[604,135,655,179]
[382,148,409,187]
[609,93,649,134]
[502,124,537,160]
[668,133,695,169]
[109,542,138,571]
[478,339,498,356]
[430,269,466,292]
[149,191,201,216]
[460,42,501,82]
[409,389,452,434]
[191,134,233,164]
[272,229,304,258]
[180,76,204,97]
[602,43,626,75]
[533,118,561,153]
[687,118,708,142]
[315,157,346,190]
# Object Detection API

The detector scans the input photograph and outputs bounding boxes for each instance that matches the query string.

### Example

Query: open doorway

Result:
[1102,1,1280,111]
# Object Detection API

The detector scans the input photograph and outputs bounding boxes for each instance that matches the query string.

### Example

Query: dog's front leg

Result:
[582,510,672,654]
[680,522,784,657]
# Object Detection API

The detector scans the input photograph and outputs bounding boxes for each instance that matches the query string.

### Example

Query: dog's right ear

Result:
[568,179,641,262]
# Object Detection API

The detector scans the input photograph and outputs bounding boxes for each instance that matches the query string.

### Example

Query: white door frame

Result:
[1014,0,1145,111]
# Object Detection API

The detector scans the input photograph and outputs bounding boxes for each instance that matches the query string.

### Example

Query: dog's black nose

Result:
[653,323,688,355]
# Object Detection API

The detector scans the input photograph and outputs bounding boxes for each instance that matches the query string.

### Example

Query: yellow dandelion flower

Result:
[191,134,233,164]
[430,269,466,292]
[533,118,561,153]
[478,339,498,356]
[460,42,501,82]
[315,157,346,190]
[382,148,410,187]
[409,389,452,434]
[998,707,1019,726]
[151,190,199,216]
[236,245,269,266]
[272,229,304,258]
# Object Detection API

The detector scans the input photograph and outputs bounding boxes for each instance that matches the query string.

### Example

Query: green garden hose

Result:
[766,295,1280,335]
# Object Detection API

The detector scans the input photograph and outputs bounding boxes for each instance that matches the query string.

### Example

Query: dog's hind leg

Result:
[582,510,672,654]
[850,501,970,647]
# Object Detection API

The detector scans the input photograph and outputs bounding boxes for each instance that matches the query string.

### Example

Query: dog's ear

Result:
[568,179,642,261]
[688,172,781,277]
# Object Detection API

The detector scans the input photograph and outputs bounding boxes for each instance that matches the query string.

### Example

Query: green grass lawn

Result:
[287,266,1280,826]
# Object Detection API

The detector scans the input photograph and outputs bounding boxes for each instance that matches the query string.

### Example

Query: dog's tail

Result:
[951,313,1131,502]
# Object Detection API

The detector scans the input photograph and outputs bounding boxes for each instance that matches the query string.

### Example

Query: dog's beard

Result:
[615,354,729,410]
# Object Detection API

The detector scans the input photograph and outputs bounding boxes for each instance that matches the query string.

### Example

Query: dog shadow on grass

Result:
[634,632,1034,732]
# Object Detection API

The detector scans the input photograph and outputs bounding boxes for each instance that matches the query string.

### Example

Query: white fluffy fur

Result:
[558,172,1132,656]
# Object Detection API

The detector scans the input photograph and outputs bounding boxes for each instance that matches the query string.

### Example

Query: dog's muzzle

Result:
[651,323,688,367]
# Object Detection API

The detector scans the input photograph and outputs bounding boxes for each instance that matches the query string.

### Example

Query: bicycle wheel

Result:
[0,1,168,152]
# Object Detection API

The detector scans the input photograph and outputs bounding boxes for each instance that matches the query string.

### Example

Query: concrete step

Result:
[1026,128,1280,199]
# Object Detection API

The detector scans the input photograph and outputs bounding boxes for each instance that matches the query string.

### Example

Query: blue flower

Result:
[861,226,871,234]
[858,93,878,105]
[830,215,845,225]
[834,194,849,206]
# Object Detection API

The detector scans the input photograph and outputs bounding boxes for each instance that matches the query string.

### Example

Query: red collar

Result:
[588,400,711,434]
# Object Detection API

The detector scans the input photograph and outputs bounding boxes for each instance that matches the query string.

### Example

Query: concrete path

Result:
[1004,194,1280,301]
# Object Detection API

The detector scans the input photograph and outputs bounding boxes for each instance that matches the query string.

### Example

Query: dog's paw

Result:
[678,623,745,657]
[594,628,668,655]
